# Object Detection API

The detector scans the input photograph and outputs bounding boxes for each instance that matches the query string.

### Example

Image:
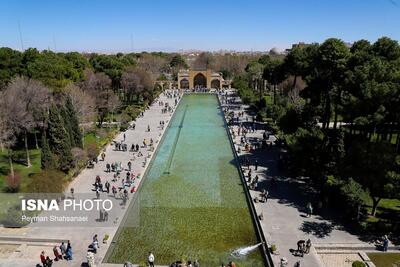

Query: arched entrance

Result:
[211,79,220,89]
[180,78,189,89]
[194,73,207,88]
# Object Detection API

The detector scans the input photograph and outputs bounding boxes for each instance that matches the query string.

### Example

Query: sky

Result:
[0,0,399,53]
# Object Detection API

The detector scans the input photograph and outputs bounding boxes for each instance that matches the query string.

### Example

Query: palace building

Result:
[177,69,231,90]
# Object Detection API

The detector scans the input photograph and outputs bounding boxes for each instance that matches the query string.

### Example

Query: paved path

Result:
[0,90,181,267]
[220,91,373,267]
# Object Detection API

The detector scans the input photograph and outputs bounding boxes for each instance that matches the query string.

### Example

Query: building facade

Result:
[177,69,230,90]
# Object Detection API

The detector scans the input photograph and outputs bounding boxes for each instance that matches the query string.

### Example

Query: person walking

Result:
[92,239,99,254]
[112,185,117,197]
[105,181,110,194]
[59,242,66,258]
[148,251,155,267]
[306,202,313,217]
[53,246,62,261]
[106,163,110,172]
[262,189,269,203]
[305,239,312,254]
[297,240,305,257]
[383,235,389,252]
[40,251,46,266]
[65,241,73,261]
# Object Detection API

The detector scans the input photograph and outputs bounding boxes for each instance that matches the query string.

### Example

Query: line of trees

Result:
[0,47,193,193]
[234,37,400,220]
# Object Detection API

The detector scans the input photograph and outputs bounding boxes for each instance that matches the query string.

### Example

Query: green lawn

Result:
[370,133,399,145]
[84,128,118,149]
[0,128,117,192]
[367,253,400,267]
[365,198,400,221]
[0,149,41,192]
[264,94,274,105]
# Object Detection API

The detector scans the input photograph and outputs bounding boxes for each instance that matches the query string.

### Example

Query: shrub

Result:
[124,105,141,120]
[86,143,99,160]
[1,205,31,228]
[119,123,129,132]
[270,244,277,253]
[27,169,65,194]
[71,147,87,166]
[352,260,365,267]
[5,171,21,192]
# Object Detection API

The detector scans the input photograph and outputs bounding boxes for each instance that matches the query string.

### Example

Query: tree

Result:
[0,114,16,176]
[23,50,84,89]
[344,141,399,216]
[107,94,121,125]
[0,85,29,176]
[121,68,143,103]
[64,83,96,123]
[81,70,113,126]
[47,104,73,172]
[5,171,21,192]
[245,60,264,99]
[0,47,22,88]
[137,53,168,77]
[305,39,349,130]
[283,46,306,91]
[170,54,188,69]
[2,76,50,167]
[40,132,54,169]
[121,67,154,104]
[262,58,286,104]
[192,52,214,70]
[65,96,83,148]
[339,178,369,221]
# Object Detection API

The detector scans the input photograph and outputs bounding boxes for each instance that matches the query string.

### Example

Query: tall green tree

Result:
[283,46,306,90]
[64,96,82,148]
[47,104,73,172]
[343,141,399,216]
[40,132,54,169]
[262,58,286,104]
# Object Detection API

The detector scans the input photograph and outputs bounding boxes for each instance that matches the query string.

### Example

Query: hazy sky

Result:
[1,0,399,52]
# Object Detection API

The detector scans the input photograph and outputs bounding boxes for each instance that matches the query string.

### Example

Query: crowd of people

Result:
[38,241,72,267]
[35,91,181,267]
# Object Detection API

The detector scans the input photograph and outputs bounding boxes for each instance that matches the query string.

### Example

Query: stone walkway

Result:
[220,90,374,267]
[0,90,181,267]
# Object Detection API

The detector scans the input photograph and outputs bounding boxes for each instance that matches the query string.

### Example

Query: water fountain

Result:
[231,242,264,258]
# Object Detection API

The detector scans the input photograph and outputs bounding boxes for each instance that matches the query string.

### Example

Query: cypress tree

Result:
[40,132,54,169]
[60,105,73,147]
[47,104,73,172]
[65,96,83,148]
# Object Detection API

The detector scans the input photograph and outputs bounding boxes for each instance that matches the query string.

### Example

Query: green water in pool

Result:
[106,94,264,266]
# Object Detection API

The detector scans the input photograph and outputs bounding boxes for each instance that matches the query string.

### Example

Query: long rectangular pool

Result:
[106,94,264,266]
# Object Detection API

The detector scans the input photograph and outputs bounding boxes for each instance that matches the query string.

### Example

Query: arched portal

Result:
[211,79,220,89]
[180,78,189,89]
[193,73,207,88]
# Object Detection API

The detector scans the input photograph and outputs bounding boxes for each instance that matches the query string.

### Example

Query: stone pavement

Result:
[220,90,374,267]
[0,90,181,267]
